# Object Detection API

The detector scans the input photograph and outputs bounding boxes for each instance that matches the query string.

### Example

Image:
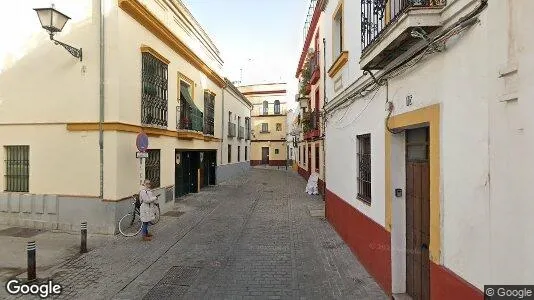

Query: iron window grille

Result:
[357,134,372,204]
[145,149,161,188]
[4,146,29,192]
[245,117,251,140]
[203,92,215,135]
[141,52,168,127]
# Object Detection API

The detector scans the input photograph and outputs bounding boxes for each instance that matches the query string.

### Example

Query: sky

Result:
[0,0,311,107]
[181,0,310,105]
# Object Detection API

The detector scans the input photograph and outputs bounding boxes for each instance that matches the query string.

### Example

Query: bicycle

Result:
[118,194,161,237]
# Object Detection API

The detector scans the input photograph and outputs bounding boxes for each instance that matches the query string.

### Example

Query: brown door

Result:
[406,127,430,300]
[261,147,269,165]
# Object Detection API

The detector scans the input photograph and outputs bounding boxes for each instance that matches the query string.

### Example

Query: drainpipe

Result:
[321,37,327,201]
[98,0,105,198]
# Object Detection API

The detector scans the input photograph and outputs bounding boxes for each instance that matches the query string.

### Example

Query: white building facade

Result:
[0,0,250,234]
[323,0,534,299]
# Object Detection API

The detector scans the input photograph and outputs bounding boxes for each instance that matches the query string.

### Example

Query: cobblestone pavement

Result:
[2,169,387,300]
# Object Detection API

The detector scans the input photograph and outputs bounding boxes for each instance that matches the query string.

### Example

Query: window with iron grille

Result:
[275,149,279,154]
[145,149,161,188]
[203,91,215,135]
[261,123,268,132]
[357,134,371,204]
[141,52,168,127]
[4,146,29,192]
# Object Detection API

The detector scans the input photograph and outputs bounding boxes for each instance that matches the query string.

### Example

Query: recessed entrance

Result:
[175,150,216,198]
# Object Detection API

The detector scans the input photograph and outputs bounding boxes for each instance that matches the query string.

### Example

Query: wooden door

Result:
[406,127,430,300]
[261,147,269,165]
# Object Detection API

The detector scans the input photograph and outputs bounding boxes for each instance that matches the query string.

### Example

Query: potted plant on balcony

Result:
[179,116,190,129]
[299,60,312,96]
[301,112,312,133]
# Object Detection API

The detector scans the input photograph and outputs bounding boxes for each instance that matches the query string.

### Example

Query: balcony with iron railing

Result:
[238,126,245,140]
[302,110,320,140]
[309,51,320,85]
[176,104,203,132]
[228,122,236,138]
[360,0,445,70]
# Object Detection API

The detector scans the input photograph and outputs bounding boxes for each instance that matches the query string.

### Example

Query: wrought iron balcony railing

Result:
[361,0,445,52]
[176,104,203,132]
[228,122,236,137]
[238,126,245,139]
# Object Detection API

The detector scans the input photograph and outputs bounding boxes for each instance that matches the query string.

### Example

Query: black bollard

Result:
[80,221,87,253]
[27,241,36,281]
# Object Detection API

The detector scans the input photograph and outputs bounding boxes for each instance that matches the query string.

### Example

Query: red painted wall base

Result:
[326,188,392,294]
[250,160,287,166]
[326,188,484,299]
[431,263,483,300]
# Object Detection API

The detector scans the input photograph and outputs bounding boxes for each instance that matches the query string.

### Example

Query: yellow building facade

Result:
[238,84,288,167]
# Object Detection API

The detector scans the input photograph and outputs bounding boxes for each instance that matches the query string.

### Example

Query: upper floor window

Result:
[333,2,344,58]
[142,52,168,127]
[203,91,215,135]
[178,78,203,132]
[263,101,269,115]
[261,123,269,133]
[274,100,281,114]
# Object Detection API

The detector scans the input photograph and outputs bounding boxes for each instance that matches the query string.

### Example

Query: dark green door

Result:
[175,150,185,197]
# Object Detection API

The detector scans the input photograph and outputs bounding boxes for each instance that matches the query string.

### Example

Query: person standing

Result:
[139,179,157,241]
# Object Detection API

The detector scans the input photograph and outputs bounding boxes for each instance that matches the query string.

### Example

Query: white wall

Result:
[221,88,251,165]
[324,0,534,290]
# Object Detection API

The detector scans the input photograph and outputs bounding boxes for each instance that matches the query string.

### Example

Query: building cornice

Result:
[224,78,253,109]
[67,122,222,142]
[241,90,287,96]
[119,0,226,88]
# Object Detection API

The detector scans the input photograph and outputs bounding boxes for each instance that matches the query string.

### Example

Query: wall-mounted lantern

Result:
[298,96,309,109]
[34,6,82,61]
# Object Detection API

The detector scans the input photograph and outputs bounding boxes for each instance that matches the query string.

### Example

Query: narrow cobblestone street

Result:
[3,169,386,299]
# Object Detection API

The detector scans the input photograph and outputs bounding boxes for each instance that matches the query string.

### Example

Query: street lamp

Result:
[34,6,83,61]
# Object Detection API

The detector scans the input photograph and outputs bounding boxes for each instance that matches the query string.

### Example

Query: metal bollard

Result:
[27,241,36,281]
[80,221,87,253]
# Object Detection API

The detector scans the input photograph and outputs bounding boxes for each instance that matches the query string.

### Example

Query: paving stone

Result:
[0,169,387,300]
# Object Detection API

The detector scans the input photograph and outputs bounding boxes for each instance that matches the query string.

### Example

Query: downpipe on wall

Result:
[99,0,105,198]
[322,37,327,201]
[220,86,225,165]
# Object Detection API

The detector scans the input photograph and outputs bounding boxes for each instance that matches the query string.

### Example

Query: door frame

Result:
[261,147,269,165]
[385,104,441,295]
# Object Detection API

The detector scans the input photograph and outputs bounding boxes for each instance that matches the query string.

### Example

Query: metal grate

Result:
[144,266,200,300]
[145,149,161,188]
[0,227,43,238]
[141,52,168,127]
[203,92,215,135]
[4,146,29,192]
[357,134,372,204]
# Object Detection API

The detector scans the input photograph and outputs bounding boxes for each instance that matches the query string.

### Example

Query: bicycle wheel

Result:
[150,205,161,225]
[118,213,142,237]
